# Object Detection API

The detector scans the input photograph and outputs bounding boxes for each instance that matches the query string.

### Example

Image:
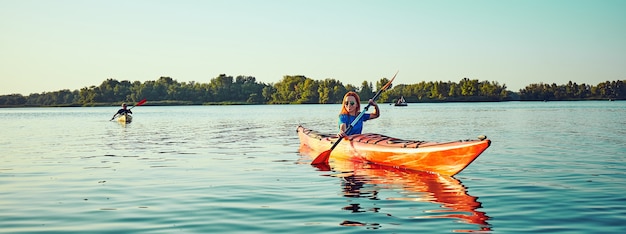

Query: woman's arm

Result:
[369,99,379,120]
[338,123,347,137]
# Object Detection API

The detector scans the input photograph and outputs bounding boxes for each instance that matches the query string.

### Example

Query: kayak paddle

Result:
[110,98,147,121]
[129,98,147,110]
[311,71,397,165]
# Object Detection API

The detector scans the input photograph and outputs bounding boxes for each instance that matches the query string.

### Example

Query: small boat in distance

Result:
[394,96,407,106]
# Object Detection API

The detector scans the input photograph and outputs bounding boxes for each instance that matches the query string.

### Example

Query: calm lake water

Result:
[1,101,625,233]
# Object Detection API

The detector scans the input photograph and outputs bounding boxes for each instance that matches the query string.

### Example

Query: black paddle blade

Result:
[311,150,331,165]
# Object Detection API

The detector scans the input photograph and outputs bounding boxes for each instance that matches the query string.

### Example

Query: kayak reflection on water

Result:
[301,149,491,232]
[338,169,491,231]
[341,167,489,231]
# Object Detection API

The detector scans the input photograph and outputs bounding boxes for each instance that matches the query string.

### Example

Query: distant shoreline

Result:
[1,98,621,108]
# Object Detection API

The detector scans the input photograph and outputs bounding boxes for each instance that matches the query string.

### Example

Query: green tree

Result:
[271,75,309,104]
[358,81,373,100]
[296,79,319,103]
[262,85,276,103]
[0,94,27,105]
[317,78,346,104]
[209,74,233,102]
[460,78,478,96]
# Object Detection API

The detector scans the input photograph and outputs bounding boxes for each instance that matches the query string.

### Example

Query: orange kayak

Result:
[297,125,491,176]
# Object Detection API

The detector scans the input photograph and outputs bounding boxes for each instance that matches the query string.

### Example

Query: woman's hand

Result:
[337,131,347,138]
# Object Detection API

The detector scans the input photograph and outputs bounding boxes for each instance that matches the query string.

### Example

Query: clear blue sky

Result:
[1,0,625,95]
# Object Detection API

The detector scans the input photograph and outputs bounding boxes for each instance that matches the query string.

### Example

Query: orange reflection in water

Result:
[301,146,491,232]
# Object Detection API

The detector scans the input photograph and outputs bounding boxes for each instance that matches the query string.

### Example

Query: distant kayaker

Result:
[338,91,379,137]
[111,103,133,120]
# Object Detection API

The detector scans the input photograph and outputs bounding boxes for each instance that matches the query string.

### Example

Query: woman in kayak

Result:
[111,103,132,120]
[338,91,379,137]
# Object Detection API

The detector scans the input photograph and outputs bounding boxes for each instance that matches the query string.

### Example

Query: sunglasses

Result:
[344,101,356,106]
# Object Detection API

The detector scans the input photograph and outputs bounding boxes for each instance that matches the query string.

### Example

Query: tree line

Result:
[519,80,625,101]
[1,74,624,107]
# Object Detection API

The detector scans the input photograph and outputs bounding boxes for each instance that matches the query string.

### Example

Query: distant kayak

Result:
[297,125,491,176]
[117,113,132,123]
